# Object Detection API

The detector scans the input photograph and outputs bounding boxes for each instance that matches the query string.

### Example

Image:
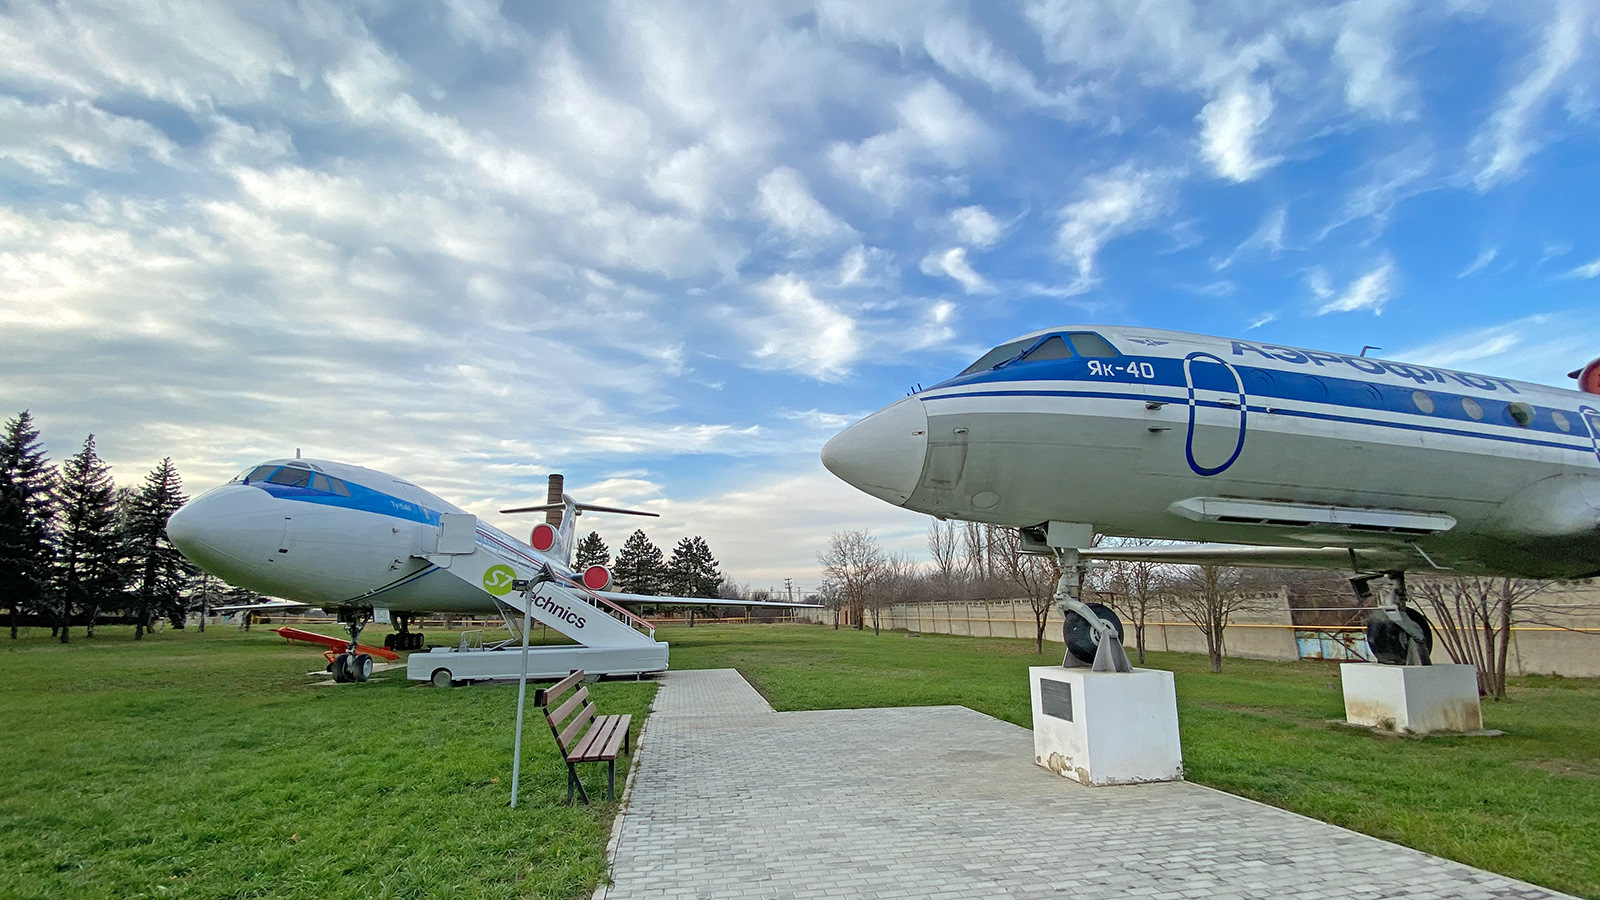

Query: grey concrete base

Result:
[597,669,1572,900]
[1342,663,1484,733]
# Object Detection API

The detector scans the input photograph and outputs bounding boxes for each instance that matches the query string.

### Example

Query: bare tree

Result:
[865,552,918,635]
[818,529,887,632]
[1165,564,1258,672]
[814,580,844,629]
[985,525,1060,654]
[1410,576,1590,700]
[926,520,964,600]
[1100,539,1164,664]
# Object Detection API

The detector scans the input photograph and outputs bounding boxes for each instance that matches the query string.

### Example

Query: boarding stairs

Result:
[405,515,668,683]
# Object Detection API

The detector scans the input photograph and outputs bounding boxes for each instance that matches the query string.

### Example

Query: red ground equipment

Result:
[270,626,400,663]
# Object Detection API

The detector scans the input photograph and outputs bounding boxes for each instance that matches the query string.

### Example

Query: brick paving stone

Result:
[595,669,1576,900]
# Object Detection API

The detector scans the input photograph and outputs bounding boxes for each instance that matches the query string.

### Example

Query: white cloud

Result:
[1198,80,1280,181]
[920,247,993,294]
[830,79,988,206]
[1217,206,1287,269]
[1054,165,1168,293]
[1333,0,1418,120]
[1316,258,1397,315]
[1396,310,1600,386]
[0,98,177,176]
[1459,247,1499,278]
[1470,0,1592,190]
[1318,142,1433,239]
[949,205,1002,247]
[756,167,856,245]
[742,274,863,379]
[1568,255,1600,279]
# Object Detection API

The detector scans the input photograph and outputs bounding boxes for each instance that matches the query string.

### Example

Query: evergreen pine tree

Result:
[665,536,723,598]
[55,436,123,642]
[573,531,610,570]
[612,529,664,595]
[0,410,56,639]
[126,458,194,639]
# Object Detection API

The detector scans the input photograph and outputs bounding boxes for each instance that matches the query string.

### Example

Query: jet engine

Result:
[582,565,612,591]
[1570,358,1600,394]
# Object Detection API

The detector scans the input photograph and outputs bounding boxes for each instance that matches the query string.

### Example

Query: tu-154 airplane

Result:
[823,325,1600,670]
[168,466,813,682]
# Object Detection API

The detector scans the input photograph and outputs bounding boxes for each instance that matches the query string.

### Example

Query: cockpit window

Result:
[1068,332,1119,357]
[329,478,351,497]
[311,474,333,493]
[959,339,1034,375]
[1017,336,1073,362]
[266,467,313,488]
[239,465,277,484]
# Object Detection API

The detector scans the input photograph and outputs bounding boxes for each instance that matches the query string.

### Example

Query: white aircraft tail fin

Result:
[500,474,660,566]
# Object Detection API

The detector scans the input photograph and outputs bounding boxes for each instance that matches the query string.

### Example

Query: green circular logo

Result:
[482,564,517,596]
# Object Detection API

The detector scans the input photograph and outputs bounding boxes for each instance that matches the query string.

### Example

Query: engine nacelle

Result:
[1571,358,1600,394]
[582,565,611,591]
[530,522,558,553]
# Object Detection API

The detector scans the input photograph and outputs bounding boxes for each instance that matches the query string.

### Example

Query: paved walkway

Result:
[598,669,1573,900]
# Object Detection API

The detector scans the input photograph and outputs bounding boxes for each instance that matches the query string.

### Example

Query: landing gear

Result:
[329,607,375,683]
[1052,547,1132,672]
[383,613,425,651]
[1354,572,1433,666]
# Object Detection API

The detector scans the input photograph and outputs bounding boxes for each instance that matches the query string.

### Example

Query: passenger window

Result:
[1552,411,1572,433]
[959,339,1033,375]
[241,465,277,484]
[1506,402,1535,427]
[1412,391,1435,415]
[1019,336,1072,362]
[1068,333,1119,357]
[267,467,312,488]
[311,474,333,492]
[1461,397,1484,421]
[1586,412,1600,438]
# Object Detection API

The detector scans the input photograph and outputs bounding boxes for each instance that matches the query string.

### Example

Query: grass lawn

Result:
[0,626,653,900]
[662,622,1600,899]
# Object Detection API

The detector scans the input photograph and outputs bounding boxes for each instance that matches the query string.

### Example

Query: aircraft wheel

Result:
[1063,602,1124,665]
[383,633,395,650]
[431,668,454,688]
[1366,608,1434,665]
[331,653,352,683]
[352,653,373,682]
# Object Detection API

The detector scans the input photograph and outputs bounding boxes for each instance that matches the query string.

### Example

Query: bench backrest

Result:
[540,670,596,755]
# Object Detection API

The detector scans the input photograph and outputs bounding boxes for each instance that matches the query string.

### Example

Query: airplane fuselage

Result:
[169,459,567,614]
[823,326,1600,579]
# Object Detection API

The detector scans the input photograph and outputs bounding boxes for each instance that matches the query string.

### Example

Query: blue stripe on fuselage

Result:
[254,481,442,525]
[927,355,1593,453]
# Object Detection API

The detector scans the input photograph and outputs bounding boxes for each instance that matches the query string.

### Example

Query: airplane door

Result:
[1183,351,1248,476]
[1583,407,1600,463]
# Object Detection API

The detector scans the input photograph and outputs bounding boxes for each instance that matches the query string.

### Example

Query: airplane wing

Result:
[209,599,319,614]
[1081,542,1431,572]
[594,591,823,609]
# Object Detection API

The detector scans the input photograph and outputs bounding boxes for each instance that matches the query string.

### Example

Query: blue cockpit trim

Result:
[253,480,443,525]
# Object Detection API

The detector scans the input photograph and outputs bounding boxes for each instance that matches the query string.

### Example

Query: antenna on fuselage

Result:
[1360,346,1381,357]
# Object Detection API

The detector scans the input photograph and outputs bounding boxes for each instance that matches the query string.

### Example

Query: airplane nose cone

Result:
[822,397,929,506]
[167,485,280,584]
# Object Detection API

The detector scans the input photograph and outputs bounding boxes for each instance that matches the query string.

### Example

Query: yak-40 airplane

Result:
[823,325,1600,671]
[168,468,812,682]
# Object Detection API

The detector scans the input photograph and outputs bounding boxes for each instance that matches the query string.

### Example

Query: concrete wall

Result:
[797,583,1600,678]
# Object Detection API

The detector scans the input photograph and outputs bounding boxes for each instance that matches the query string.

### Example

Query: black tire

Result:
[430,668,454,689]
[1063,602,1124,665]
[1366,607,1434,665]
[353,653,373,682]
[383,633,395,650]
[331,653,351,683]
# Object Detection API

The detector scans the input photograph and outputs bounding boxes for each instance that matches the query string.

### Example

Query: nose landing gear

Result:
[1354,573,1433,666]
[1053,548,1132,672]
[328,607,375,683]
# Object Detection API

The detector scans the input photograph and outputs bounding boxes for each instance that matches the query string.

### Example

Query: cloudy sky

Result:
[2,1,1598,591]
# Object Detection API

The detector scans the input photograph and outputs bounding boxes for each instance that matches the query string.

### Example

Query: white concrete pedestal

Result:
[1029,666,1183,785]
[1340,663,1482,733]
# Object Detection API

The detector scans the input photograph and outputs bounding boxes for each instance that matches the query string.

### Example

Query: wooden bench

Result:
[538,670,632,803]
